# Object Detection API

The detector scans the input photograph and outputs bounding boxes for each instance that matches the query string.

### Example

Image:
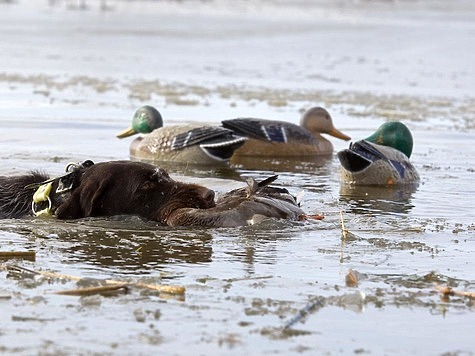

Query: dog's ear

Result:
[56,178,110,219]
[79,179,110,217]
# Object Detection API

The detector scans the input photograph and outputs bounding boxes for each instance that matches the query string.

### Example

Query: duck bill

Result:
[328,127,351,141]
[116,126,137,139]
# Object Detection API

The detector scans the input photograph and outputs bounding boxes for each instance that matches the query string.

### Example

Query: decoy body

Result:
[117,106,350,164]
[166,175,306,227]
[337,122,419,185]
[221,106,350,157]
[117,106,246,164]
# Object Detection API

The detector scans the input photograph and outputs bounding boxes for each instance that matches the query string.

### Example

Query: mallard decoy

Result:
[117,106,246,164]
[337,121,419,185]
[165,175,306,227]
[119,106,350,164]
[221,106,351,157]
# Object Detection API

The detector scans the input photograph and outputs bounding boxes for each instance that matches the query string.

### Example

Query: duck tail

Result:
[257,175,279,187]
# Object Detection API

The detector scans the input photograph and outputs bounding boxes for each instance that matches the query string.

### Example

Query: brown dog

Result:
[1,160,305,227]
[0,160,215,223]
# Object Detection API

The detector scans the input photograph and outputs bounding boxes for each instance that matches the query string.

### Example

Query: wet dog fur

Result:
[0,161,215,223]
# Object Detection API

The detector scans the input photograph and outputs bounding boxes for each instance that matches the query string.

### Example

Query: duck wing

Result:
[171,126,238,150]
[167,190,304,227]
[216,175,294,206]
[339,140,412,179]
[353,140,389,162]
[222,118,314,144]
[338,140,387,173]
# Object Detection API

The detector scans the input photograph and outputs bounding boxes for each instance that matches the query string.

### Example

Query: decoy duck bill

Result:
[116,126,137,139]
[328,128,351,141]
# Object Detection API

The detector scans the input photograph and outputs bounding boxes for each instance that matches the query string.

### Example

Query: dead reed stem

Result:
[55,284,129,296]
[339,210,347,263]
[0,251,36,261]
[0,264,185,295]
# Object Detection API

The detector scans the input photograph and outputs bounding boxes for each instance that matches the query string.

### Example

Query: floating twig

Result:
[56,284,129,297]
[1,264,185,295]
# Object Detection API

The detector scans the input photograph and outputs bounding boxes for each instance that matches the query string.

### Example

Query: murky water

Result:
[1,1,474,354]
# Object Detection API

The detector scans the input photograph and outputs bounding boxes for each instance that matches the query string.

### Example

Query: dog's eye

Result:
[140,180,157,191]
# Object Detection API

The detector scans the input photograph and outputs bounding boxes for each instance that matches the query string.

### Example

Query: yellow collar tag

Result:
[33,182,52,203]
[32,182,53,217]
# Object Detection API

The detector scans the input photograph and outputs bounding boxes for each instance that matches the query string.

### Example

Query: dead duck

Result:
[117,106,246,164]
[337,121,419,185]
[165,175,306,227]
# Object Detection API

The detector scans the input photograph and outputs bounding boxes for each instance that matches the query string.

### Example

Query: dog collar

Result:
[32,182,53,217]
[28,160,95,218]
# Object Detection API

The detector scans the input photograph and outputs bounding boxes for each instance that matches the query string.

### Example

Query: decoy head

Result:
[300,106,351,141]
[117,105,164,138]
[364,121,414,158]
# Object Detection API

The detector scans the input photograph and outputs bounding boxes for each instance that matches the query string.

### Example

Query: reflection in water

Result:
[2,217,214,272]
[131,155,333,181]
[230,155,332,174]
[130,158,243,181]
[0,217,306,279]
[219,221,306,276]
[339,184,418,215]
[61,228,213,272]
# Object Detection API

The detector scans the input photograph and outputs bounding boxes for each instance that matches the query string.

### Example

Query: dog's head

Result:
[55,161,215,222]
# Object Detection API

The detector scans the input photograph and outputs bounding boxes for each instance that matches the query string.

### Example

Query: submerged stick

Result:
[1,265,185,295]
[0,251,36,261]
[56,284,129,297]
[283,297,325,330]
[44,270,185,295]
